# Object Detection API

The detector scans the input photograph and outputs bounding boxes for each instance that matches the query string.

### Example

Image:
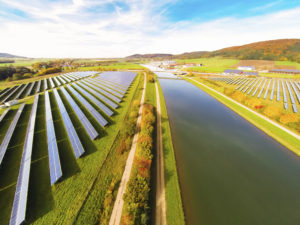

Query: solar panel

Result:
[73,83,114,116]
[49,77,55,89]
[98,71,136,88]
[247,79,259,95]
[285,81,295,104]
[243,79,256,93]
[281,80,288,103]
[78,81,119,108]
[25,82,35,97]
[96,78,127,90]
[0,88,8,95]
[263,80,272,99]
[291,81,300,104]
[45,91,62,185]
[276,80,281,102]
[9,94,39,225]
[15,83,29,100]
[62,75,72,83]
[83,80,121,103]
[67,85,108,127]
[0,103,25,166]
[60,87,99,140]
[257,79,267,98]
[270,80,276,100]
[44,79,48,91]
[35,80,42,93]
[252,79,264,96]
[53,77,61,86]
[1,85,24,103]
[0,87,16,99]
[53,89,85,158]
[0,108,10,124]
[58,76,66,85]
[239,79,252,91]
[94,78,126,94]
[87,79,123,98]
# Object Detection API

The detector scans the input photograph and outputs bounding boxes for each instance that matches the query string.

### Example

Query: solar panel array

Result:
[67,85,108,127]
[9,95,39,225]
[0,108,10,123]
[53,89,85,158]
[210,77,300,113]
[45,91,62,185]
[0,103,25,166]
[60,87,99,140]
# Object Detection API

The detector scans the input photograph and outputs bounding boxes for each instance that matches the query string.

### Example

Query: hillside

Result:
[210,39,300,62]
[126,53,173,59]
[0,53,26,58]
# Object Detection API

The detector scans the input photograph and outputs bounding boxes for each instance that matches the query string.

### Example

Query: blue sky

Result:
[0,0,300,58]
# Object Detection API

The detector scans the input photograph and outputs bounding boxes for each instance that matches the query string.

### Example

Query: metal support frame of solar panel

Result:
[9,95,39,225]
[67,85,108,127]
[15,83,29,100]
[94,78,127,94]
[1,85,24,103]
[45,91,63,185]
[96,78,127,91]
[0,108,10,124]
[86,79,123,98]
[35,80,42,93]
[53,77,61,86]
[60,87,99,140]
[291,81,300,104]
[263,80,272,99]
[73,83,114,116]
[270,80,276,100]
[0,103,25,166]
[0,87,15,99]
[25,82,35,97]
[83,80,122,103]
[252,79,264,96]
[49,77,55,89]
[281,80,288,109]
[243,79,256,93]
[53,89,85,158]
[257,79,267,98]
[44,78,48,91]
[285,81,297,112]
[79,81,119,108]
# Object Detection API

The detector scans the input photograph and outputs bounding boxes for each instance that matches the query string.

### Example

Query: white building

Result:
[238,66,255,71]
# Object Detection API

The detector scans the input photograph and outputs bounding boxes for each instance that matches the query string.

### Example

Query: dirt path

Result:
[187,77,300,141]
[155,81,167,225]
[109,73,146,225]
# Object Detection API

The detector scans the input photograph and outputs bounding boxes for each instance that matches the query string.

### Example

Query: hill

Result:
[0,53,26,58]
[175,51,209,59]
[126,53,173,59]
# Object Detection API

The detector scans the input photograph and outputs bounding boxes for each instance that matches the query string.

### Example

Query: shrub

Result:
[263,105,282,119]
[224,87,234,95]
[246,98,262,109]
[23,73,33,79]
[280,113,299,124]
[12,73,22,80]
[231,91,246,102]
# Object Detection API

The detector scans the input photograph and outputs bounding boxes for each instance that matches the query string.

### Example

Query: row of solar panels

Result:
[211,77,300,113]
[0,71,93,104]
[0,72,136,225]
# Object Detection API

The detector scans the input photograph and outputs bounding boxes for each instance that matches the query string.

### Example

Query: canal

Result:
[158,75,300,225]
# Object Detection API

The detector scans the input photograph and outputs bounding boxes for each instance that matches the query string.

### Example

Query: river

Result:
[158,74,300,225]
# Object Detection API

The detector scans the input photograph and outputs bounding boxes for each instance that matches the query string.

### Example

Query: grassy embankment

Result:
[184,77,300,156]
[156,78,185,225]
[0,72,143,224]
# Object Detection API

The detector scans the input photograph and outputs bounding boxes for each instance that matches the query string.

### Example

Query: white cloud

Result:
[0,0,299,58]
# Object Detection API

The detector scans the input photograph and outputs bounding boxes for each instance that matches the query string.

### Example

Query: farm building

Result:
[269,69,300,74]
[238,66,255,71]
[223,69,243,75]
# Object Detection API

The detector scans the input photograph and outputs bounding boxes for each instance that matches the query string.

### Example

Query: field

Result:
[77,62,144,71]
[0,58,49,67]
[0,72,143,225]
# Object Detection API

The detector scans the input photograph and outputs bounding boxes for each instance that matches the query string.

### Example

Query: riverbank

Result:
[184,77,300,156]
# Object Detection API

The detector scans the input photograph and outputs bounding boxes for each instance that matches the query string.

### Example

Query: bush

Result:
[245,98,262,109]
[12,73,22,80]
[231,91,246,102]
[280,113,299,124]
[263,105,282,119]
[23,73,33,79]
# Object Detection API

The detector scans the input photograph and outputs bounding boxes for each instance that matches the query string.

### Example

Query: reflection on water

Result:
[159,78,300,225]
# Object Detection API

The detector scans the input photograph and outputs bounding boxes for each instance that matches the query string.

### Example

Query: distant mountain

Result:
[175,51,209,59]
[209,39,300,61]
[0,53,26,58]
[126,53,173,59]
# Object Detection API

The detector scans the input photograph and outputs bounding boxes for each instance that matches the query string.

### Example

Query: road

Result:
[109,73,146,225]
[155,81,167,225]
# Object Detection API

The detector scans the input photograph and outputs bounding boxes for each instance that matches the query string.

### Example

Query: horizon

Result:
[1,0,300,58]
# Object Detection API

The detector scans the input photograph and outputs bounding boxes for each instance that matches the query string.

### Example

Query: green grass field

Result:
[275,61,300,69]
[0,59,48,67]
[176,57,239,73]
[156,78,185,225]
[185,77,300,156]
[77,62,144,71]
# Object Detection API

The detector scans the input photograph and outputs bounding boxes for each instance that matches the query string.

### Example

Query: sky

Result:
[0,0,300,58]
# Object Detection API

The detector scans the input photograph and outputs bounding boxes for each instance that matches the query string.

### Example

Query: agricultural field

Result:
[0,71,142,225]
[0,59,47,68]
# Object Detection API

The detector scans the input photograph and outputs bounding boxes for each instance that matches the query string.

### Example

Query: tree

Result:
[12,73,22,81]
